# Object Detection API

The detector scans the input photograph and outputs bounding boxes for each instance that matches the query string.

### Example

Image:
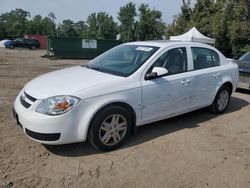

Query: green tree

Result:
[136,4,166,40]
[27,15,43,35]
[0,8,30,38]
[165,1,192,38]
[0,16,6,39]
[212,0,233,56]
[48,12,56,25]
[118,2,137,42]
[42,14,56,36]
[166,0,250,57]
[75,21,88,38]
[192,0,217,37]
[226,0,250,54]
[58,19,78,37]
[86,12,118,39]
[211,0,250,56]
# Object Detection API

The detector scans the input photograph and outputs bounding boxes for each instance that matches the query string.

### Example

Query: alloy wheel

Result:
[98,114,127,146]
[217,90,229,111]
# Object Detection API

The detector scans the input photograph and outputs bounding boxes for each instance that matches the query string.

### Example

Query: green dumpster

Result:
[47,37,122,59]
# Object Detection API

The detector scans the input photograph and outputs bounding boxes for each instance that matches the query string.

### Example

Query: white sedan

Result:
[14,41,239,151]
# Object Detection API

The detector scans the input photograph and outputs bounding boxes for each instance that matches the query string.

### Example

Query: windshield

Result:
[239,52,250,61]
[85,45,159,77]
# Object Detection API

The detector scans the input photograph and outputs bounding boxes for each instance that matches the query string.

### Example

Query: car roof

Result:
[126,40,213,48]
[25,38,38,41]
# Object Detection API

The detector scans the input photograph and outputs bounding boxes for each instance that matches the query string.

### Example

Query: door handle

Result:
[213,73,221,78]
[181,79,191,85]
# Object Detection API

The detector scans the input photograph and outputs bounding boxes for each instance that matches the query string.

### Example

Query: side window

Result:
[191,47,220,70]
[24,39,30,43]
[239,52,250,61]
[152,47,188,75]
[15,38,23,42]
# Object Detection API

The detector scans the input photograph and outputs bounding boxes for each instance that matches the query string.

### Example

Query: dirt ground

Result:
[0,48,250,188]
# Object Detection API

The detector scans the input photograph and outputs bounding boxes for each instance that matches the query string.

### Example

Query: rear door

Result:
[14,38,24,47]
[189,47,222,108]
[23,39,30,48]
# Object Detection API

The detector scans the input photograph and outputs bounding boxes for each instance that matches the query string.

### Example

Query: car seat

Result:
[194,54,207,70]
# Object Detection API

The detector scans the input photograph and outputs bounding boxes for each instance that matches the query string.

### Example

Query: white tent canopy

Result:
[170,27,215,44]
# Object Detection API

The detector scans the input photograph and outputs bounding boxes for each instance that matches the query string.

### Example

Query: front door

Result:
[140,47,193,124]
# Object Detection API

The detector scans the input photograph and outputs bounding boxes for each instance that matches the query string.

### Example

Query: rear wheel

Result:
[31,46,36,50]
[9,45,14,49]
[88,105,132,151]
[209,85,231,114]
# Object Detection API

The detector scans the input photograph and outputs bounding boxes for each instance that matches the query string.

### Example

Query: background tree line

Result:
[0,1,249,57]
[166,0,250,57]
[0,3,165,41]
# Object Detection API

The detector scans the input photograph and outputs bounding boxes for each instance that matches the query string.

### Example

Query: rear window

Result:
[191,47,220,70]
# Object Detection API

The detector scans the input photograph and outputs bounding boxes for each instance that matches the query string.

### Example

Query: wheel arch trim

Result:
[81,100,138,141]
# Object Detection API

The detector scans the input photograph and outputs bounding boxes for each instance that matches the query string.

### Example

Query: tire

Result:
[31,46,36,50]
[88,105,132,151]
[209,85,231,114]
[9,45,14,49]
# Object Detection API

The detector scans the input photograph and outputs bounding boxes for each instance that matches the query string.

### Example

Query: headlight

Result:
[36,96,80,115]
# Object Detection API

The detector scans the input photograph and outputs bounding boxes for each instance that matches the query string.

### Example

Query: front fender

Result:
[80,88,142,141]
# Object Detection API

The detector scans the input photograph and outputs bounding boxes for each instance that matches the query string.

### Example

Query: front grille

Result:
[20,96,31,108]
[24,91,37,102]
[20,91,37,109]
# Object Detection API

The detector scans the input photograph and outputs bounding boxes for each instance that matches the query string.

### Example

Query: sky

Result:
[0,0,195,24]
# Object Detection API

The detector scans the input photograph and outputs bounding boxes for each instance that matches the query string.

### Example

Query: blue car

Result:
[4,40,14,49]
[4,38,40,49]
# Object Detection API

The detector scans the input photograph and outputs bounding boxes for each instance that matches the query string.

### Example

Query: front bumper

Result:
[13,109,60,141]
[13,91,95,145]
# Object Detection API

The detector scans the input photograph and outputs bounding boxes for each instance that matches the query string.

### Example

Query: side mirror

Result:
[145,67,168,80]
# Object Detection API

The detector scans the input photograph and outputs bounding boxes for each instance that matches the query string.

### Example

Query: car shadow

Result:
[236,88,250,95]
[44,96,249,157]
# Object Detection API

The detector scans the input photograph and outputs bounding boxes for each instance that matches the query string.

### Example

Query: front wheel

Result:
[209,85,231,114]
[88,105,132,151]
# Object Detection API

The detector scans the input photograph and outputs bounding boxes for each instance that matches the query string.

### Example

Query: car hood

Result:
[24,66,122,99]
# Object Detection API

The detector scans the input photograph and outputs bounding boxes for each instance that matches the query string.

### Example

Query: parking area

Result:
[0,48,250,188]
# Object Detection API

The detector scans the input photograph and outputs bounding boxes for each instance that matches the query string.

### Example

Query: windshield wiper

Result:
[90,67,107,73]
[81,64,124,76]
[81,64,106,72]
[81,64,90,68]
